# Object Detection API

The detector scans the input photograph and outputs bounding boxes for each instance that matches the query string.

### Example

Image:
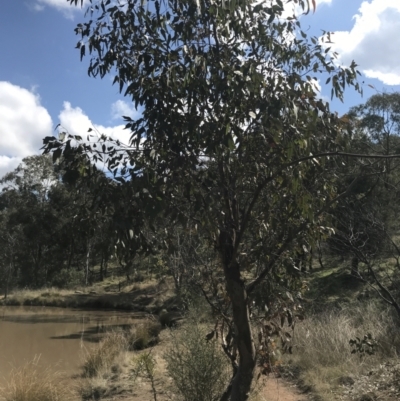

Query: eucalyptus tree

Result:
[0,210,21,298]
[0,155,60,286]
[326,94,400,319]
[43,0,364,399]
[349,92,400,188]
[328,93,400,262]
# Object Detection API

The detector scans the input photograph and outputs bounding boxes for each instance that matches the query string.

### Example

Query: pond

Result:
[0,306,143,383]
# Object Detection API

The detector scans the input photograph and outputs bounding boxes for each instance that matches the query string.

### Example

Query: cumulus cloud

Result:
[111,100,141,121]
[58,102,135,172]
[0,82,137,179]
[59,101,132,145]
[34,0,88,18]
[0,82,53,179]
[329,0,400,85]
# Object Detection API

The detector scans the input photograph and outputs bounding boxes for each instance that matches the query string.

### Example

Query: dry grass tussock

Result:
[78,331,131,400]
[125,318,162,350]
[284,301,400,400]
[81,331,128,378]
[78,320,161,400]
[0,357,72,401]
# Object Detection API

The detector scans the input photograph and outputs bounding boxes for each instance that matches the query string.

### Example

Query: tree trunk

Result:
[317,240,324,269]
[100,255,104,281]
[32,244,42,287]
[85,239,91,286]
[220,230,256,401]
[67,238,75,270]
[225,267,256,401]
[4,261,12,299]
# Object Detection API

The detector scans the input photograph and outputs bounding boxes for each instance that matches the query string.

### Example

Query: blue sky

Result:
[1,0,400,178]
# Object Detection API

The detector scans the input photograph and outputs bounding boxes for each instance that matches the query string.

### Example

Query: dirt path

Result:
[263,375,308,401]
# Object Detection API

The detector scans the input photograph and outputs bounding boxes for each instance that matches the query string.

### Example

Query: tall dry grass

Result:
[284,301,400,399]
[0,357,71,401]
[81,331,128,378]
[125,318,161,350]
[78,331,130,400]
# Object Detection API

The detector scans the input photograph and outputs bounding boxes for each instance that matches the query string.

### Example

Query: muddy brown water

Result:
[0,306,144,383]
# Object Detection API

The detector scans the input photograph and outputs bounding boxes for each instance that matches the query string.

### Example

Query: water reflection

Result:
[0,306,141,382]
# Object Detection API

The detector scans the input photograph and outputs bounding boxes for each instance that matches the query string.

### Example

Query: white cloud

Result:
[59,101,132,145]
[59,102,135,172]
[111,100,141,121]
[281,0,331,18]
[0,157,22,178]
[329,0,400,85]
[0,82,53,179]
[34,0,88,18]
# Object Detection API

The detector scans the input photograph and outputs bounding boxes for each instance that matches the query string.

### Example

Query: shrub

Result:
[132,352,158,401]
[164,323,230,401]
[0,357,71,401]
[50,268,84,289]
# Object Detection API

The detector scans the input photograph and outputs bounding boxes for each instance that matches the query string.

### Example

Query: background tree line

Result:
[3,92,400,293]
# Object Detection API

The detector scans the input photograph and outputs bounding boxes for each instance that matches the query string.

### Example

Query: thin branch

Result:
[285,151,400,169]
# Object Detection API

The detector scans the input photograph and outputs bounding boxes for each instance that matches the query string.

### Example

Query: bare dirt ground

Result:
[107,371,309,401]
[263,375,308,401]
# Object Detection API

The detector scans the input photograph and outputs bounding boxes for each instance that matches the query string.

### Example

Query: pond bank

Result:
[0,277,177,314]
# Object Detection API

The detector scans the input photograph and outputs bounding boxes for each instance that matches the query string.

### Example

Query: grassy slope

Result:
[282,258,400,401]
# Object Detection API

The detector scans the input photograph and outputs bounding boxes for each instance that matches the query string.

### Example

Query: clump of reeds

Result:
[81,331,128,378]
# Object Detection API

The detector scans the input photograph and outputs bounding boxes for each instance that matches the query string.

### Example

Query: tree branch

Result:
[285,151,400,170]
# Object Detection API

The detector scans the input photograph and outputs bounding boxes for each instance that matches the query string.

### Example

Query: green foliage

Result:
[164,323,230,401]
[350,333,378,357]
[41,0,365,397]
[329,92,400,262]
[50,268,85,289]
[132,352,158,401]
[132,352,156,378]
